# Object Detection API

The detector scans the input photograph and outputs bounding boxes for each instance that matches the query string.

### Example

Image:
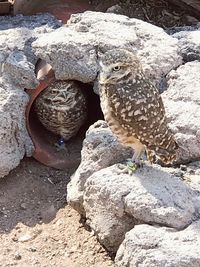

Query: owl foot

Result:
[116,161,140,175]
[127,161,138,174]
[55,138,69,154]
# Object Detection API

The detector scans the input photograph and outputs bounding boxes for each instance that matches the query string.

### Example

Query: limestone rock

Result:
[115,220,200,267]
[3,51,39,89]
[172,24,200,62]
[67,120,132,215]
[83,163,199,252]
[162,61,200,163]
[33,11,181,85]
[0,81,33,178]
[0,14,61,76]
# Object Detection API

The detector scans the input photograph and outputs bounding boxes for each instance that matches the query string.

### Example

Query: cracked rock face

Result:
[83,163,198,251]
[33,11,182,85]
[163,61,200,163]
[115,221,200,267]
[172,23,200,62]
[67,120,133,216]
[0,82,32,178]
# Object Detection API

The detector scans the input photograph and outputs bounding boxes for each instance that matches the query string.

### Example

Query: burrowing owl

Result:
[35,80,87,141]
[98,49,178,165]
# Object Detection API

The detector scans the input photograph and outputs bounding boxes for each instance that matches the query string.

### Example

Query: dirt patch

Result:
[0,158,114,267]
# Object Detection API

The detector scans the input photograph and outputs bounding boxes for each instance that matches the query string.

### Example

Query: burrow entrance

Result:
[28,79,104,169]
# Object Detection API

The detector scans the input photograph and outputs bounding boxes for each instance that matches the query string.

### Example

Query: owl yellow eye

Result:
[113,66,121,71]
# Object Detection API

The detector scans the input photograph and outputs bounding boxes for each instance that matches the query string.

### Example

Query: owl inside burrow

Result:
[34,80,88,147]
[98,48,178,167]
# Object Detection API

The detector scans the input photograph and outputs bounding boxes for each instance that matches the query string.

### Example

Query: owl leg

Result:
[125,142,145,174]
[131,142,145,165]
[55,137,69,154]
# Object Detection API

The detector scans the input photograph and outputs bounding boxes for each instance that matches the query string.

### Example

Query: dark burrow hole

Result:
[29,81,104,169]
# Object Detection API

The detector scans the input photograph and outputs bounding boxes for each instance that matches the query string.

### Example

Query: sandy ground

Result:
[0,158,114,267]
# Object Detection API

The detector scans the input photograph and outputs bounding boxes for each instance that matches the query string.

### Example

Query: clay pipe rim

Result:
[25,60,76,170]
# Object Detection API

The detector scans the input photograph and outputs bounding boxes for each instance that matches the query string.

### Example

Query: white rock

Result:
[67,120,132,215]
[83,163,199,252]
[0,82,33,178]
[115,220,200,267]
[163,61,200,162]
[172,24,200,62]
[33,11,181,85]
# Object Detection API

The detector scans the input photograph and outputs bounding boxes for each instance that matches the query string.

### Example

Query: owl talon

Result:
[127,161,138,174]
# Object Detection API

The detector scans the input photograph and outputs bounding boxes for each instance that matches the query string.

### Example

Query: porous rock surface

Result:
[33,11,182,84]
[0,14,60,177]
[163,61,200,163]
[171,23,200,62]
[67,120,133,215]
[115,221,200,267]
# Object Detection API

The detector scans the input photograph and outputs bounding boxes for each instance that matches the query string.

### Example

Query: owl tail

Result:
[147,136,178,166]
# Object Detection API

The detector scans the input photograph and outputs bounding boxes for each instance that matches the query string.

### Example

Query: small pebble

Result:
[18,234,33,242]
[14,252,21,260]
[20,203,27,210]
[180,165,187,171]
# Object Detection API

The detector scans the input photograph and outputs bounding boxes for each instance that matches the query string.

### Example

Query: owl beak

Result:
[99,73,110,84]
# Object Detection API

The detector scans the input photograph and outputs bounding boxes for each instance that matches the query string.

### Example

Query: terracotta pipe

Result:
[26,60,82,169]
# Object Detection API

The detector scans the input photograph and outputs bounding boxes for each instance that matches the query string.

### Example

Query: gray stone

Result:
[172,24,200,62]
[33,11,181,85]
[3,51,39,88]
[0,14,61,84]
[106,5,123,14]
[0,80,33,178]
[67,120,132,215]
[83,163,199,252]
[115,220,200,267]
[162,61,200,163]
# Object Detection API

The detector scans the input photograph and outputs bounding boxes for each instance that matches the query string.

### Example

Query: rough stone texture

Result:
[3,51,39,89]
[83,163,199,252]
[0,14,61,75]
[171,23,200,62]
[0,80,32,178]
[0,14,61,178]
[67,120,133,215]
[33,11,182,85]
[162,61,200,163]
[115,220,200,267]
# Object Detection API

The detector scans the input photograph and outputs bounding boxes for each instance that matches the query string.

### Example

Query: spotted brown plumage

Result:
[98,49,178,165]
[34,80,87,140]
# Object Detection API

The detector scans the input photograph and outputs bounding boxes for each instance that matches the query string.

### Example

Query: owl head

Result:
[98,49,141,85]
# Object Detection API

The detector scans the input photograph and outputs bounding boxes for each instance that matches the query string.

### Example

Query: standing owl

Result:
[35,80,87,142]
[98,49,178,166]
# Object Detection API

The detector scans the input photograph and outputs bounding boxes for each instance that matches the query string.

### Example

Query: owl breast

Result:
[100,85,139,145]
[35,80,87,140]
